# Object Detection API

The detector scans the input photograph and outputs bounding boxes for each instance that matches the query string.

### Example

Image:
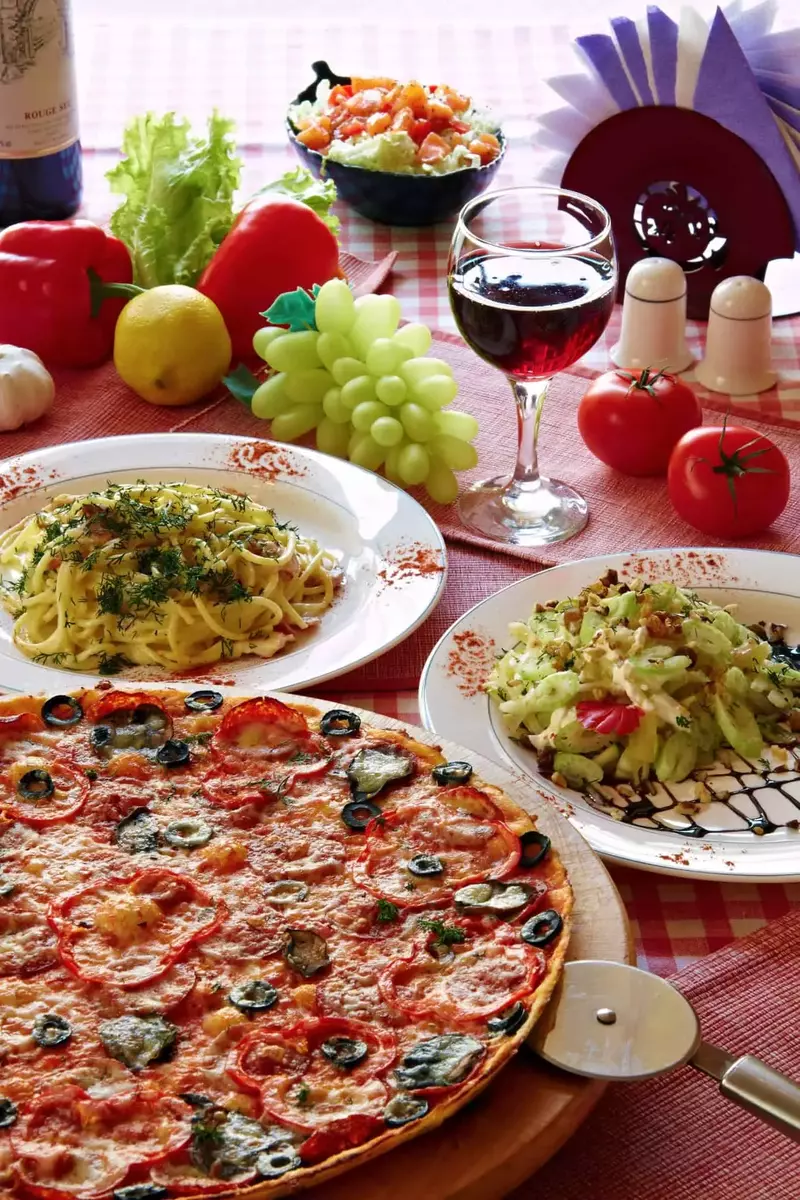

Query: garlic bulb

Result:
[0,345,55,432]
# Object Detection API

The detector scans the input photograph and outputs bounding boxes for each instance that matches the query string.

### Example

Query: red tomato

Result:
[578,368,702,476]
[576,701,644,736]
[668,421,790,537]
[300,1115,384,1165]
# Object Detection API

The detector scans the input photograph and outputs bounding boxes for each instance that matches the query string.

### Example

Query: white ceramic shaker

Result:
[611,257,694,374]
[695,276,777,395]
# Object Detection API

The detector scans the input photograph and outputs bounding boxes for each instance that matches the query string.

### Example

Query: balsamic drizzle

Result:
[584,746,800,838]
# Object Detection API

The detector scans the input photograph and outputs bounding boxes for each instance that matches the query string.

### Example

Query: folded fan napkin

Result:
[513,909,800,1200]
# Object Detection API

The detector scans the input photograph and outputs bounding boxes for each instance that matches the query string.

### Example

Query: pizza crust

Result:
[0,689,573,1200]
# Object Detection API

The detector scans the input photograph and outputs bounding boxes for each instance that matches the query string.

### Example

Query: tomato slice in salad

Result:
[351,798,520,908]
[230,1016,396,1132]
[576,700,645,735]
[0,760,87,827]
[12,1085,191,1198]
[381,925,545,1022]
[50,868,225,988]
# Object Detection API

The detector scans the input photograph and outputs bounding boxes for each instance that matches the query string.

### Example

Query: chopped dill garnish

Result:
[417,918,466,946]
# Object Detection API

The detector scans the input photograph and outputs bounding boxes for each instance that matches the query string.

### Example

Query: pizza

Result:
[0,687,572,1199]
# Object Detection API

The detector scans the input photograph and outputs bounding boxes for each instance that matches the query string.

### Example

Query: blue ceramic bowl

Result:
[287,62,506,227]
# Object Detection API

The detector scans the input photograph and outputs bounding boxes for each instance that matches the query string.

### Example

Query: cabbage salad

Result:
[487,572,800,794]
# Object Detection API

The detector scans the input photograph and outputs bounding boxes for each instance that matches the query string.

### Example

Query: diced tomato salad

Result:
[292,77,501,170]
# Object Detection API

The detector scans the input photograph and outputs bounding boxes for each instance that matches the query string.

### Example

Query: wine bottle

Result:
[0,0,81,226]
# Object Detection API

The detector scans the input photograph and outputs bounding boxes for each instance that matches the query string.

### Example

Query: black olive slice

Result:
[321,1036,368,1069]
[32,1014,72,1048]
[454,880,534,916]
[156,739,191,767]
[519,830,551,868]
[408,853,444,877]
[114,808,161,855]
[432,760,473,786]
[395,1034,485,1090]
[91,725,114,753]
[384,1094,429,1128]
[185,689,224,713]
[0,1098,17,1129]
[17,769,54,801]
[229,980,278,1013]
[164,817,213,849]
[0,879,15,899]
[41,695,83,727]
[283,929,329,978]
[179,1092,213,1108]
[113,1187,169,1200]
[341,798,381,831]
[346,744,414,801]
[520,909,563,947]
[487,1001,528,1037]
[263,879,308,905]
[99,1014,177,1070]
[257,1149,302,1180]
[320,708,362,737]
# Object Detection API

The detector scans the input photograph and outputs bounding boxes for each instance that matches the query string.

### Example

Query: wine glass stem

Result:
[511,377,550,485]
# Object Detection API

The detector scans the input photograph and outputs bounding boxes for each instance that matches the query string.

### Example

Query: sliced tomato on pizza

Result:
[49,868,225,988]
[12,1085,191,1197]
[351,796,521,908]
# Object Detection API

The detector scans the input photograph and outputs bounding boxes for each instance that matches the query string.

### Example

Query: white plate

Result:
[420,547,800,881]
[0,433,446,693]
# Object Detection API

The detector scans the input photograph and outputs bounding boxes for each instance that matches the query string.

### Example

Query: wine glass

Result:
[448,185,617,546]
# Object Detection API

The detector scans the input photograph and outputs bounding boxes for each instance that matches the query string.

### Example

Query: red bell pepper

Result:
[197,195,341,360]
[0,219,136,367]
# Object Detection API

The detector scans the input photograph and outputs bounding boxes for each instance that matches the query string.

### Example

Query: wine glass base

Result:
[457,475,588,547]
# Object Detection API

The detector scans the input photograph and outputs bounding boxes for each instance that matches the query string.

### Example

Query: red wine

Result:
[449,250,615,380]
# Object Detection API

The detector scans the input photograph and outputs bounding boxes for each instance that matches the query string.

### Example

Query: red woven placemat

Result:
[513,909,800,1200]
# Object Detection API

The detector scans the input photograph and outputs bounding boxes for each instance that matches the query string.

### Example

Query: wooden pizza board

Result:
[285,694,633,1200]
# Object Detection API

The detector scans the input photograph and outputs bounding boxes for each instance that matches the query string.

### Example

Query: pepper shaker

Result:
[611,257,694,374]
[695,276,777,395]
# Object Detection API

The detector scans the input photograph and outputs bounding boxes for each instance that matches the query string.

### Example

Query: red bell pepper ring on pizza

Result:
[12,1084,191,1198]
[49,868,226,989]
[576,700,645,736]
[380,927,545,1023]
[230,1016,396,1132]
[0,760,87,828]
[0,219,136,368]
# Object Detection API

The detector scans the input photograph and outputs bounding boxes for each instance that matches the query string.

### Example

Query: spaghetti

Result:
[0,481,340,673]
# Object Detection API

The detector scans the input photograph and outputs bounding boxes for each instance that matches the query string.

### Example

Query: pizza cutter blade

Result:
[531,960,800,1143]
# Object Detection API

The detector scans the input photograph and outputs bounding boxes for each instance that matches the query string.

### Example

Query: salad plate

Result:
[0,433,446,695]
[419,547,800,881]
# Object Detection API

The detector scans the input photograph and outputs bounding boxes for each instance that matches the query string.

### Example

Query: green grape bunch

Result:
[249,279,478,504]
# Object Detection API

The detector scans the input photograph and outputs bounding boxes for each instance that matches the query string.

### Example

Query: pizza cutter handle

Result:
[719,1055,800,1144]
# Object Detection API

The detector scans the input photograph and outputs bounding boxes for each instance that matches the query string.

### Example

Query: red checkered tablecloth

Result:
[68,2,800,976]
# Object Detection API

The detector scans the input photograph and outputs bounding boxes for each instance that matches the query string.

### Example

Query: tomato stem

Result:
[696,412,776,515]
[617,367,670,401]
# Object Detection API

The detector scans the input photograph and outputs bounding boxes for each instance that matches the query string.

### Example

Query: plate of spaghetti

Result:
[0,433,446,693]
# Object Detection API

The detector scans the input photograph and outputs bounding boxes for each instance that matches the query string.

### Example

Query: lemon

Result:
[114,285,232,407]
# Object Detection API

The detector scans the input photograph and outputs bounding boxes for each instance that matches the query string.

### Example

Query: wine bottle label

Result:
[0,0,78,160]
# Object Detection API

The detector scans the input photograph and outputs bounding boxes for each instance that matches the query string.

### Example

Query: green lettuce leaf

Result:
[107,111,241,288]
[254,166,340,236]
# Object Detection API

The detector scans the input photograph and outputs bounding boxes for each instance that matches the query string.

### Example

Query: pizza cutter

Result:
[531,960,800,1142]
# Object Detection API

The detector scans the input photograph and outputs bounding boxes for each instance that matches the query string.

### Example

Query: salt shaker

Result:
[695,276,777,395]
[611,257,694,374]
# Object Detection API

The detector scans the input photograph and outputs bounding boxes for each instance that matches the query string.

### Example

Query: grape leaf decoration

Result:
[223,363,262,408]
[262,285,321,332]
